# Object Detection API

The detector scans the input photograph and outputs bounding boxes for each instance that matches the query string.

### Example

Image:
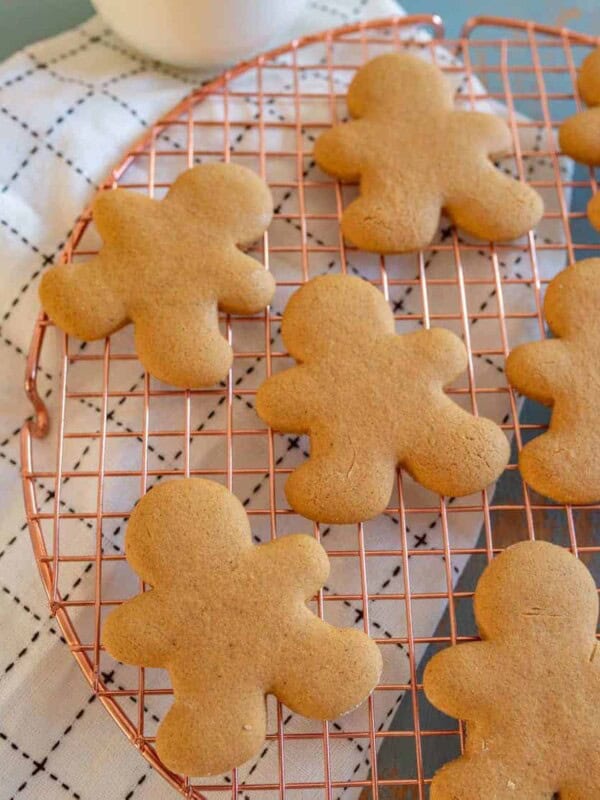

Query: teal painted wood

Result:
[0,0,94,61]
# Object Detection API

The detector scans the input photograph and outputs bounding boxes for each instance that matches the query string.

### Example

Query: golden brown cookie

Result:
[559,48,600,229]
[102,478,382,776]
[424,540,600,799]
[256,274,509,523]
[313,53,543,253]
[506,258,600,504]
[39,163,275,387]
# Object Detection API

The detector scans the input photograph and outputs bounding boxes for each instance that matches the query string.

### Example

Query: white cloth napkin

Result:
[0,3,571,799]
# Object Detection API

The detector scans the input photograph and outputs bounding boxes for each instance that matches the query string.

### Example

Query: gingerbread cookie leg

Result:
[39,257,128,340]
[285,441,395,523]
[134,300,232,387]
[404,403,510,497]
[431,754,546,800]
[446,164,544,242]
[517,430,600,504]
[157,683,267,776]
[341,181,441,254]
[273,613,382,719]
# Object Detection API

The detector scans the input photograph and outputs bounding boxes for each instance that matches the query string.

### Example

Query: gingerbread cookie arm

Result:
[560,108,600,166]
[506,338,566,406]
[251,534,329,599]
[134,300,232,388]
[102,591,171,668]
[256,366,317,433]
[314,120,369,181]
[92,190,157,245]
[446,163,543,242]
[157,682,267,776]
[588,191,600,231]
[216,250,275,315]
[272,612,382,720]
[424,641,497,721]
[403,328,467,384]
[403,400,509,497]
[39,256,128,340]
[450,110,512,157]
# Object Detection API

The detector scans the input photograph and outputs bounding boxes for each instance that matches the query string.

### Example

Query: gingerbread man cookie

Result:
[40,163,275,388]
[424,540,600,799]
[103,478,382,776]
[559,48,600,229]
[256,274,509,524]
[506,258,600,504]
[314,53,543,253]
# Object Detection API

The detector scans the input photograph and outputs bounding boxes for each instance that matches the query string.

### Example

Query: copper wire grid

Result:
[19,14,600,800]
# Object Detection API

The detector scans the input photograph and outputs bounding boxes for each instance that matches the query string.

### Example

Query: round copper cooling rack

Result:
[20,14,600,799]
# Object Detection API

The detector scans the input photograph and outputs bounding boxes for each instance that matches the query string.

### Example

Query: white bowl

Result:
[91,0,308,69]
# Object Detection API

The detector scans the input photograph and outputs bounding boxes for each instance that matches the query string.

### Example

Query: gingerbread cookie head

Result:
[424,541,600,799]
[103,478,382,776]
[257,274,509,523]
[506,259,600,504]
[474,540,598,642]
[314,53,543,253]
[346,53,452,119]
[156,163,274,245]
[39,163,275,388]
[281,271,394,362]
